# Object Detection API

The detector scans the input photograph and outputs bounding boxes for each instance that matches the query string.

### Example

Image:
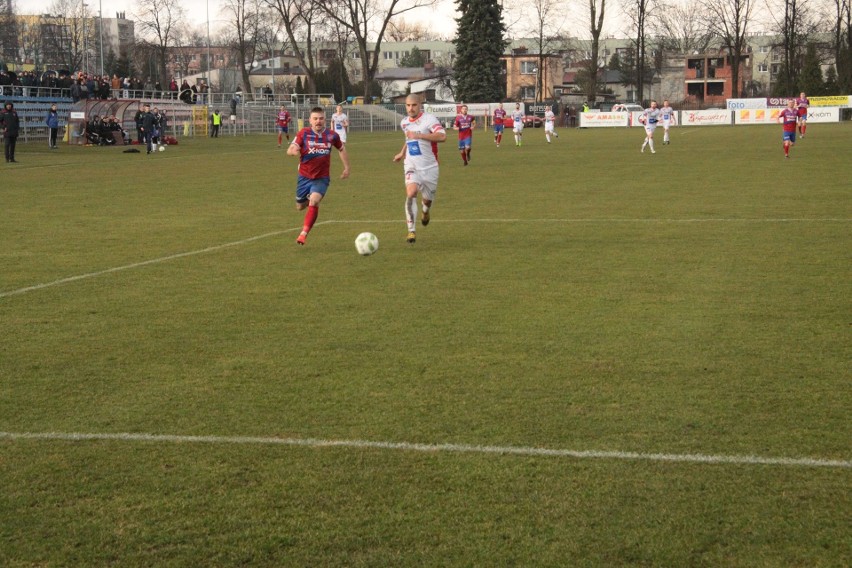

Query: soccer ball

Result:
[355,232,379,256]
[158,145,166,152]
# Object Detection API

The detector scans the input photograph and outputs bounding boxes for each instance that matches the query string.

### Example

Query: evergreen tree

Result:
[798,42,825,95]
[399,46,428,67]
[823,64,839,95]
[453,0,508,102]
[295,76,304,94]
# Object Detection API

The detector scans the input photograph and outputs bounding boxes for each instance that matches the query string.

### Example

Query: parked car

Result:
[524,115,543,128]
[501,116,543,128]
[611,103,644,113]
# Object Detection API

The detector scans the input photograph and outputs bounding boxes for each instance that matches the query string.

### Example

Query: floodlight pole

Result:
[98,0,104,77]
[82,2,88,73]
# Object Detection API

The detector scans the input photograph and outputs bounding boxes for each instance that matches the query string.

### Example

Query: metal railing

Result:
[6,95,412,143]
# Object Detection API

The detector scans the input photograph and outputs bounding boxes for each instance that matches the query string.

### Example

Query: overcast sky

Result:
[25,0,466,38]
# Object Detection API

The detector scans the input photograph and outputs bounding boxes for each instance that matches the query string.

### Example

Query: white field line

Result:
[0,431,849,469]
[2,217,849,300]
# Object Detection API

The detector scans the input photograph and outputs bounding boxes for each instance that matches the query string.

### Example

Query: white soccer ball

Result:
[158,145,166,152]
[355,232,379,256]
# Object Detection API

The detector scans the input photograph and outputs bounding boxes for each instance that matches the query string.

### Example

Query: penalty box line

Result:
[2,217,849,300]
[0,431,849,469]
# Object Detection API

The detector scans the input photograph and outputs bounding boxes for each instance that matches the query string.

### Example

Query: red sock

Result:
[466,149,471,161]
[303,205,319,234]
[784,144,789,156]
[460,151,467,163]
[498,133,502,144]
[802,124,806,135]
[278,133,282,145]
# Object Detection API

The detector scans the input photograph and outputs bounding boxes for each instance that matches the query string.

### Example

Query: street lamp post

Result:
[82,2,88,72]
[98,0,104,77]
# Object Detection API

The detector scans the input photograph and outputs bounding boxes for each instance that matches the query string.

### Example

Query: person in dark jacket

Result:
[1,102,20,162]
[139,103,156,154]
[46,103,60,149]
[134,104,145,144]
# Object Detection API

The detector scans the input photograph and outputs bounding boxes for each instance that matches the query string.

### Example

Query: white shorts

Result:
[335,127,347,143]
[545,122,555,133]
[404,166,439,201]
[644,123,658,134]
[513,122,524,134]
[662,119,673,129]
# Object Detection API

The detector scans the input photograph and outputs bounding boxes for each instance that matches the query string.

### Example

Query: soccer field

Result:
[1,123,850,565]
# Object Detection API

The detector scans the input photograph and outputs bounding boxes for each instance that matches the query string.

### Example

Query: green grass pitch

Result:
[1,122,850,566]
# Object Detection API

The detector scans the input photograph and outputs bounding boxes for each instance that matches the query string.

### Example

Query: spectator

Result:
[122,76,130,98]
[134,103,145,144]
[111,74,121,98]
[169,78,178,99]
[46,103,60,149]
[199,79,208,104]
[1,102,20,162]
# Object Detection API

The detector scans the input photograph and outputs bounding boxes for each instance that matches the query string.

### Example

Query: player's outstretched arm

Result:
[393,143,407,162]
[286,140,299,156]
[338,146,350,179]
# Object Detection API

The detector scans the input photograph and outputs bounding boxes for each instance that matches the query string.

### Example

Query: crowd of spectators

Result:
[0,70,209,103]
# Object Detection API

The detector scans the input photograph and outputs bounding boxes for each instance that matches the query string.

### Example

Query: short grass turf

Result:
[1,123,850,566]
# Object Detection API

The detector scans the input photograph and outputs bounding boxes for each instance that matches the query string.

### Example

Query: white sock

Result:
[405,197,417,232]
[649,139,655,151]
[422,203,430,215]
[642,140,647,149]
[546,134,551,142]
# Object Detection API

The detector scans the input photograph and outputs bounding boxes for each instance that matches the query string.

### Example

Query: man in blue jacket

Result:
[46,103,60,149]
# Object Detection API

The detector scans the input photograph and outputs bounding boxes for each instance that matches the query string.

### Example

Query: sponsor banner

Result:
[735,108,784,125]
[70,111,86,119]
[735,107,840,124]
[727,98,767,110]
[767,97,796,107]
[810,96,851,108]
[423,103,460,118]
[681,109,731,126]
[806,107,840,122]
[463,103,494,116]
[580,112,629,127]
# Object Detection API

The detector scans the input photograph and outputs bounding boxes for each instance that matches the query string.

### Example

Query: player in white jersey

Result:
[330,105,349,143]
[639,100,661,154]
[511,103,525,146]
[659,100,676,145]
[544,105,559,143]
[393,94,447,244]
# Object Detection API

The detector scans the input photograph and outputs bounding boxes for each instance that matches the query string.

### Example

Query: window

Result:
[759,45,770,53]
[520,86,536,99]
[520,60,537,74]
[757,63,768,73]
[384,51,393,60]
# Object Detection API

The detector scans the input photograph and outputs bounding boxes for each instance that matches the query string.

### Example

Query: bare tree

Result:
[766,0,822,94]
[263,0,323,93]
[577,0,608,104]
[830,0,852,91]
[701,0,754,97]
[39,0,94,72]
[134,0,185,85]
[623,0,658,102]
[220,0,262,99]
[653,1,715,55]
[0,0,19,62]
[517,0,569,102]
[386,16,443,41]
[319,0,436,99]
